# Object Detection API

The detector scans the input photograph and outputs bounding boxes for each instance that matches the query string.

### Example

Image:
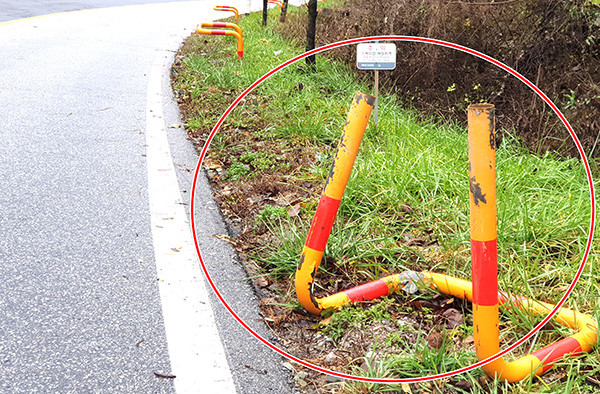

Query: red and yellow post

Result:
[295,92,375,314]
[214,5,240,22]
[269,0,283,9]
[468,103,507,377]
[467,103,597,381]
[196,22,243,59]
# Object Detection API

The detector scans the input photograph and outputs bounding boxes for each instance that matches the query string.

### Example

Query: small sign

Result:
[356,43,397,70]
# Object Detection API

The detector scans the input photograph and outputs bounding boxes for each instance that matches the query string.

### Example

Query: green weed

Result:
[224,161,249,181]
[256,204,289,223]
[323,298,393,342]
[240,151,275,171]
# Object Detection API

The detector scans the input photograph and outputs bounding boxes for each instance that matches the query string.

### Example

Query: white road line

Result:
[146,47,236,393]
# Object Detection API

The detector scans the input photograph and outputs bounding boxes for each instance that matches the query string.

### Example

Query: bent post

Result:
[214,5,239,22]
[424,271,597,381]
[269,0,283,10]
[295,91,375,315]
[196,22,243,59]
[200,22,242,39]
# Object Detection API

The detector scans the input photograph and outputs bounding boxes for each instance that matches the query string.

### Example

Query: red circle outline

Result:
[189,36,596,383]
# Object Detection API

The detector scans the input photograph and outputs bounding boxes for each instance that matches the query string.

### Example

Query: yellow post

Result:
[295,92,375,314]
[214,6,239,22]
[468,103,508,377]
[196,23,243,59]
[269,0,283,9]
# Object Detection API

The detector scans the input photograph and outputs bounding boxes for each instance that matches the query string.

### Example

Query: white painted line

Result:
[146,48,236,393]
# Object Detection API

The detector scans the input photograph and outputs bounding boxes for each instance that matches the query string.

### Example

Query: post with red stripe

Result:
[468,103,509,376]
[295,92,375,315]
[196,22,243,59]
[214,5,240,22]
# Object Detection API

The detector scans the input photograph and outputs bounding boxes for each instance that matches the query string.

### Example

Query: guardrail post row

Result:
[294,97,597,381]
[214,5,240,22]
[196,22,243,59]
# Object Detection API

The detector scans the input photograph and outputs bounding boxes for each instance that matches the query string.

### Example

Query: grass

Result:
[172,4,600,393]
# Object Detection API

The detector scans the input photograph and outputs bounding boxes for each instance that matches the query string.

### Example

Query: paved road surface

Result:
[0,0,203,22]
[0,1,294,392]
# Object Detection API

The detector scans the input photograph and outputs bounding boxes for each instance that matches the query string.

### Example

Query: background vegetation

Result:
[276,0,600,159]
[172,2,599,392]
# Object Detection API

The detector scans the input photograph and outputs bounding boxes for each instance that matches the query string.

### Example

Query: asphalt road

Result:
[0,1,294,392]
[0,0,200,22]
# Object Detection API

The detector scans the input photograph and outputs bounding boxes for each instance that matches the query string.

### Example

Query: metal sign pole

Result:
[374,69,379,129]
[356,42,396,131]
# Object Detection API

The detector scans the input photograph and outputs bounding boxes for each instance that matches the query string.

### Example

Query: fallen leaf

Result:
[324,351,338,365]
[204,161,222,170]
[288,203,301,216]
[295,371,308,380]
[442,297,455,307]
[295,379,307,387]
[450,380,472,390]
[406,237,426,247]
[426,332,443,349]
[442,308,464,329]
[256,276,269,288]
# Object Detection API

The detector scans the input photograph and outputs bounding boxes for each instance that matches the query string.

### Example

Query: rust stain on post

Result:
[469,176,487,206]
[488,107,496,150]
[355,92,376,107]
[298,253,306,271]
[324,161,337,190]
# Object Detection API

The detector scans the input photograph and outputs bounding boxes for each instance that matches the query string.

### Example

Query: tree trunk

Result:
[306,0,317,68]
[262,0,268,26]
[280,0,289,23]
